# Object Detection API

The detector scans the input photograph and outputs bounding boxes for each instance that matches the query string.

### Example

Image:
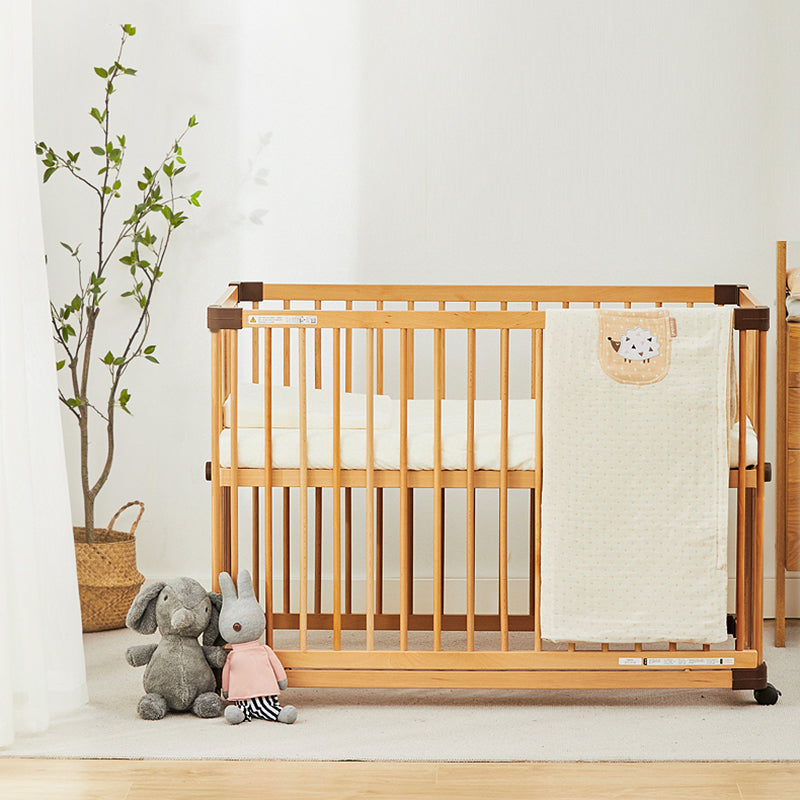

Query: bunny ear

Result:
[218,572,236,601]
[237,570,255,600]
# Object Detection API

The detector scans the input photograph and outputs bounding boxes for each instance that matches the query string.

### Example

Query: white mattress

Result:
[219,386,758,471]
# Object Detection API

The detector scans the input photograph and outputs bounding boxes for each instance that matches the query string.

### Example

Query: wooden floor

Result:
[3,759,800,799]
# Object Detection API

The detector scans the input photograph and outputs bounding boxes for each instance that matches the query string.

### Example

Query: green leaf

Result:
[113,356,124,366]
[66,397,81,408]
[91,145,105,156]
[43,167,56,183]
[122,23,136,36]
[144,345,156,355]
[145,355,159,363]
[90,107,104,124]
[188,114,198,127]
[102,351,114,365]
[94,66,108,78]
[56,360,65,371]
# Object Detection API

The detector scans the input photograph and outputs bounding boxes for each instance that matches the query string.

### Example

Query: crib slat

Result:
[377,488,384,614]
[298,327,308,650]
[314,302,324,618]
[229,331,239,581]
[500,328,510,651]
[366,328,376,651]
[467,320,476,652]
[407,303,416,632]
[263,329,274,643]
[376,302,385,618]
[314,489,323,616]
[282,307,291,616]
[345,301,353,621]
[252,488,260,602]
[433,328,445,650]
[534,327,544,652]
[333,328,342,650]
[283,489,290,614]
[400,328,410,651]
[345,488,353,615]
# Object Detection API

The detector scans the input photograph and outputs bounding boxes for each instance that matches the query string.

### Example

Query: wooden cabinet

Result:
[777,241,795,646]
[786,327,800,571]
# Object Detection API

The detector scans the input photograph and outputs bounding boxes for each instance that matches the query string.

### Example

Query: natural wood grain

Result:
[5,759,800,800]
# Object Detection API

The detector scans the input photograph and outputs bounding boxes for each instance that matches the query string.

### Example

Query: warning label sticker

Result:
[247,314,317,326]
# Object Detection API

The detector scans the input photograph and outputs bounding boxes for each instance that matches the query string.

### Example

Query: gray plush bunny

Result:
[218,570,298,724]
[125,577,227,720]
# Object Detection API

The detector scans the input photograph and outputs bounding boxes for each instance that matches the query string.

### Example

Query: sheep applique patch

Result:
[607,326,661,363]
[597,311,673,385]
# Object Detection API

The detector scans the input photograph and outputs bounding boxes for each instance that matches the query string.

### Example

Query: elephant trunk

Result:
[171,607,195,635]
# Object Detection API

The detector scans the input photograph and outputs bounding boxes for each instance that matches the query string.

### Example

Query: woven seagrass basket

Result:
[73,501,146,633]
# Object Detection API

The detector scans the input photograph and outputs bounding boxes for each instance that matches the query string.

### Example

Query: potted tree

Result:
[36,24,201,631]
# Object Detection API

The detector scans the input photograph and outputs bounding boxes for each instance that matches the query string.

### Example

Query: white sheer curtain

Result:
[0,0,88,748]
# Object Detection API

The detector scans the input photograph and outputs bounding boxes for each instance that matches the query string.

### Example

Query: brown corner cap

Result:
[714,284,748,306]
[233,282,264,303]
[207,306,243,332]
[733,306,770,332]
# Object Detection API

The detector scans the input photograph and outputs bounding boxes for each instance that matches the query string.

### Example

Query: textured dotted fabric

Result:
[539,307,732,645]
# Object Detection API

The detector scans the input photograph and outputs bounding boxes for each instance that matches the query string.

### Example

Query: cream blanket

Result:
[539,307,732,644]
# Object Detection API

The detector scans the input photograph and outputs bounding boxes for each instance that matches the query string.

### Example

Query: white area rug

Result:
[1,623,797,761]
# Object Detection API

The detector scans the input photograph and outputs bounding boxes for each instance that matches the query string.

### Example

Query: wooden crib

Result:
[207,283,776,703]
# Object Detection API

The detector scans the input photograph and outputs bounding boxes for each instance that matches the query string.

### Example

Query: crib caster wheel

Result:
[754,683,781,705]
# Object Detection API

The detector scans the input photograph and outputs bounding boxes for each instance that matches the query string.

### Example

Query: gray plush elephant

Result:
[125,577,227,720]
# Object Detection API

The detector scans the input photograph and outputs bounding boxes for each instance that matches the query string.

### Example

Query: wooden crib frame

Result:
[207,283,775,702]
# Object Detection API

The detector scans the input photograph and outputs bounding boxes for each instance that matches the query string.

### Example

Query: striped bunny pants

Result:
[233,695,283,722]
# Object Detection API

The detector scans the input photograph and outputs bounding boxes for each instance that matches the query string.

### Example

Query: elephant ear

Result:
[126,581,165,634]
[203,592,225,646]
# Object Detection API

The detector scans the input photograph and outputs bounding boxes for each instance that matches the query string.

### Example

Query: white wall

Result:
[32,1,793,609]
